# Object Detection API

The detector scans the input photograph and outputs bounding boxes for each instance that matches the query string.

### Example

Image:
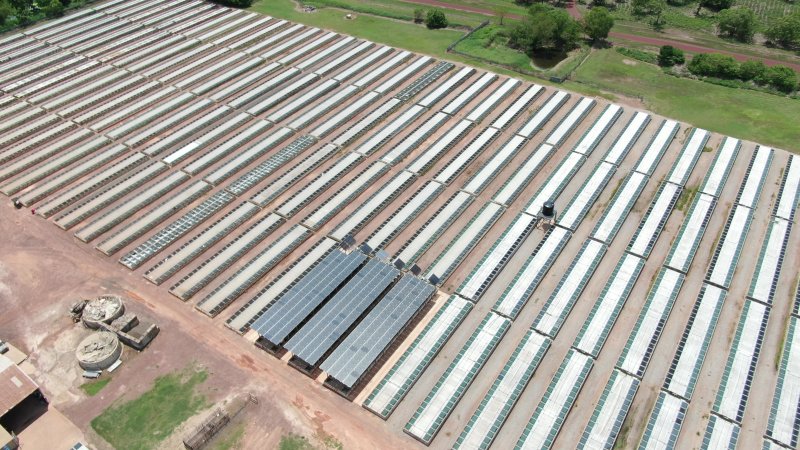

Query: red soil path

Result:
[406,0,800,71]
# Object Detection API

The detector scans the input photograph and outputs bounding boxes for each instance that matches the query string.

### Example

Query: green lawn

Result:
[453,25,532,72]
[90,367,209,450]
[572,49,800,152]
[250,0,463,57]
[80,377,111,397]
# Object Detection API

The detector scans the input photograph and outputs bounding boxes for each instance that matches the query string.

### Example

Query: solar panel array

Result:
[1,1,798,448]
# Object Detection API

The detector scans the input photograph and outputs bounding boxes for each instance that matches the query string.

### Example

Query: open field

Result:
[0,2,799,450]
[571,49,800,152]
[91,367,209,450]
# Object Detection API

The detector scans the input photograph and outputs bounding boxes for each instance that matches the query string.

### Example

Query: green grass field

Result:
[302,0,489,28]
[80,377,111,396]
[90,367,209,450]
[571,49,800,152]
[250,0,464,57]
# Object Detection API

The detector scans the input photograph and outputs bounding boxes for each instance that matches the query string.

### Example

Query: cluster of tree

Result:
[210,0,254,7]
[688,53,798,92]
[0,0,65,26]
[765,12,800,50]
[509,4,582,52]
[508,4,615,53]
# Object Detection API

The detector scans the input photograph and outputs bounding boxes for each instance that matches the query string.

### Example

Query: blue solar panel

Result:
[251,249,367,345]
[286,258,400,367]
[321,274,435,389]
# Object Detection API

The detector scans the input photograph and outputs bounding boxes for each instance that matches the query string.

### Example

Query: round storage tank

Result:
[76,332,122,371]
[82,295,125,329]
[542,200,555,218]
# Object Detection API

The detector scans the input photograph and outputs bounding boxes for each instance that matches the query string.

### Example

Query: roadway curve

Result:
[406,0,800,71]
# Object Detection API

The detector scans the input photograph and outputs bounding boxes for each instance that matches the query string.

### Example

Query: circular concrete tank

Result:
[76,332,122,371]
[82,295,125,329]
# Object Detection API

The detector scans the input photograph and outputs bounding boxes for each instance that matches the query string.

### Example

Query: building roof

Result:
[0,354,38,418]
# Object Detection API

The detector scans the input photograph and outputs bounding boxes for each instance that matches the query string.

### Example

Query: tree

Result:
[632,0,666,28]
[425,9,448,29]
[0,0,13,26]
[738,60,767,81]
[509,4,581,53]
[765,13,800,49]
[583,7,614,42]
[763,65,798,93]
[717,7,756,42]
[413,8,424,23]
[658,45,685,66]
[687,53,739,78]
[696,0,734,14]
[40,0,64,18]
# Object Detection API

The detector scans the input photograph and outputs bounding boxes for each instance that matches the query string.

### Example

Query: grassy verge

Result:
[80,378,111,397]
[91,366,209,450]
[572,49,800,153]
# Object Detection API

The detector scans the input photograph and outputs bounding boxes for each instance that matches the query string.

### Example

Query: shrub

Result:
[425,9,447,29]
[717,7,756,43]
[763,66,798,93]
[687,53,739,79]
[658,45,685,67]
[738,60,766,81]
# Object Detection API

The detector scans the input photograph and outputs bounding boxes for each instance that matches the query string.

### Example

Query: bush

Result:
[717,7,756,43]
[687,53,739,79]
[658,45,685,67]
[763,66,798,93]
[425,9,447,29]
[738,60,766,81]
